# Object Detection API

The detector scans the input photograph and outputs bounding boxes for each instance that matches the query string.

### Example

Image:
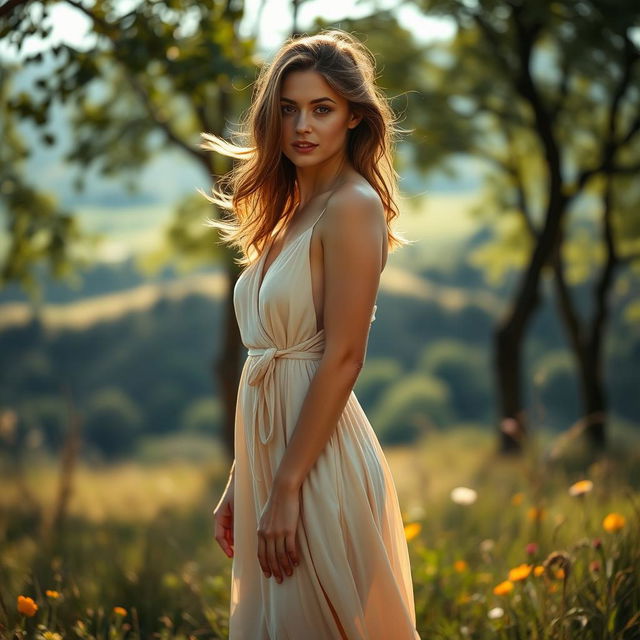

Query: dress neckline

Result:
[256,204,329,297]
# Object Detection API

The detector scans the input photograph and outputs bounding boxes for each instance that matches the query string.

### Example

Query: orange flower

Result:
[511,492,524,506]
[453,560,468,573]
[527,506,546,522]
[46,590,61,599]
[568,480,593,497]
[508,564,532,582]
[533,565,545,577]
[493,580,514,595]
[548,583,559,593]
[113,606,127,617]
[17,595,38,617]
[404,522,422,541]
[553,568,565,579]
[603,513,625,533]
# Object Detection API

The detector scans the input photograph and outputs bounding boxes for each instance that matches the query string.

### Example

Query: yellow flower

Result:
[527,506,546,522]
[113,606,127,617]
[533,565,545,577]
[511,492,524,506]
[45,590,60,599]
[17,595,38,617]
[568,479,593,497]
[41,632,63,640]
[453,560,468,573]
[508,564,532,582]
[603,513,625,533]
[404,522,421,541]
[493,580,514,595]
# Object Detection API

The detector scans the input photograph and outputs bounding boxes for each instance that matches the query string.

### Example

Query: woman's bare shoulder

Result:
[322,178,385,232]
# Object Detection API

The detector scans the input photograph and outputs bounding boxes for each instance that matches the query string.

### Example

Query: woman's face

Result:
[280,69,361,167]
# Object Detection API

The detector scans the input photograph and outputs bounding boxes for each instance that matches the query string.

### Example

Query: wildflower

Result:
[602,513,625,533]
[527,506,546,522]
[450,487,477,505]
[508,564,532,582]
[568,480,593,497]
[553,568,565,579]
[454,560,468,573]
[592,537,602,550]
[533,566,545,577]
[493,580,514,595]
[487,606,504,619]
[548,583,559,593]
[543,551,572,580]
[113,606,127,617]
[525,542,538,555]
[511,492,524,506]
[45,590,60,599]
[17,595,38,617]
[404,522,421,541]
[589,560,601,572]
[40,632,63,640]
[479,539,495,553]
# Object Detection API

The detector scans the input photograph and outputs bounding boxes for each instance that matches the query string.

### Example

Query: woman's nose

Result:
[295,113,311,132]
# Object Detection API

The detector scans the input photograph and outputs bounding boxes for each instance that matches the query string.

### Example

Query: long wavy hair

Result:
[198,28,410,267]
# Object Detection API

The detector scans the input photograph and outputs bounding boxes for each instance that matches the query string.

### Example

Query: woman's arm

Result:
[273,187,386,492]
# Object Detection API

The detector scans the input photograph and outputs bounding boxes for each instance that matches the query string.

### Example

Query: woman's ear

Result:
[348,111,363,130]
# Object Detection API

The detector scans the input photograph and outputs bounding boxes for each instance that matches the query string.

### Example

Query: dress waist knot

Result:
[245,330,325,449]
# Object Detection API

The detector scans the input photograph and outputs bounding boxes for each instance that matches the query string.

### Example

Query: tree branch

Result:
[62,0,209,169]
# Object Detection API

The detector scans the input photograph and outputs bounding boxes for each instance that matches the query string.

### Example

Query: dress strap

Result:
[310,204,329,230]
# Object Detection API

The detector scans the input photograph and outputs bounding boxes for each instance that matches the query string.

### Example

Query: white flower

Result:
[488,607,504,619]
[450,486,477,505]
[479,538,495,553]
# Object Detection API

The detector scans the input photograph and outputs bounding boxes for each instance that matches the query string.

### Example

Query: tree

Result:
[409,0,640,452]
[1,0,258,458]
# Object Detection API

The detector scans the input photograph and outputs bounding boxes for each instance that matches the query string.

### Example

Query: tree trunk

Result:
[495,195,566,454]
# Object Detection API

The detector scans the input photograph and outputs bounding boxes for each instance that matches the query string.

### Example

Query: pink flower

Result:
[525,542,538,555]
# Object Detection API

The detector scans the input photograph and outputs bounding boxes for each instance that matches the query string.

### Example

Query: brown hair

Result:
[198,28,410,267]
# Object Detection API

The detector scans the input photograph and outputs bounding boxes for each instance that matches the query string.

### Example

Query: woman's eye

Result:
[280,105,331,114]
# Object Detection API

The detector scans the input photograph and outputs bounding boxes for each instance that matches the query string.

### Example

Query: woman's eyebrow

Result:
[280,97,337,104]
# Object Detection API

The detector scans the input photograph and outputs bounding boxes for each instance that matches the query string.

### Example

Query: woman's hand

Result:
[257,482,301,583]
[213,476,235,558]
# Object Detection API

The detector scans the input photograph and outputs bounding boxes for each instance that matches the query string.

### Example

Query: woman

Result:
[200,28,420,640]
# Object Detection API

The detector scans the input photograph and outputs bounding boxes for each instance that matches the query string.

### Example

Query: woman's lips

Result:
[292,143,318,153]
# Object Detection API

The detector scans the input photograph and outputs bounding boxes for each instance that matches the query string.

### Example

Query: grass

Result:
[1,425,639,639]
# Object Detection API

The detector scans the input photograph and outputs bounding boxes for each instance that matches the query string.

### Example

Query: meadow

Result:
[2,424,639,639]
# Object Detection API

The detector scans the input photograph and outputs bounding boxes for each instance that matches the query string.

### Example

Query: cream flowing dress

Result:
[229,204,421,639]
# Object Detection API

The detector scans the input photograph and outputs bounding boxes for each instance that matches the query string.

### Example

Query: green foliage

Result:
[372,372,452,444]
[1,0,258,299]
[532,350,581,429]
[354,357,404,411]
[85,388,143,459]
[417,339,493,422]
[181,396,222,436]
[0,67,100,303]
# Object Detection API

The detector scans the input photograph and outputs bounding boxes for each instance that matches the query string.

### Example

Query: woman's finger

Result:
[276,535,292,577]
[257,534,270,578]
[266,536,282,583]
[285,531,299,568]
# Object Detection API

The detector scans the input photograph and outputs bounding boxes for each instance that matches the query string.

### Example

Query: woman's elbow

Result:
[321,346,366,377]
